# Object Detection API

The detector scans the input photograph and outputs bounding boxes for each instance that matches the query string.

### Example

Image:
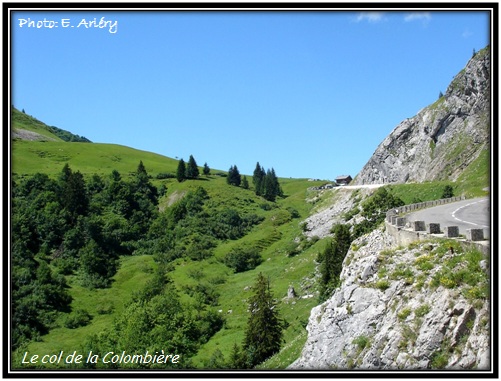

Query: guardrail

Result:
[384,196,489,255]
[385,196,466,222]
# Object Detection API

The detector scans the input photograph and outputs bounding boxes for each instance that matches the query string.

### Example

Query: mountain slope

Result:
[12,140,181,177]
[12,107,91,142]
[354,46,490,185]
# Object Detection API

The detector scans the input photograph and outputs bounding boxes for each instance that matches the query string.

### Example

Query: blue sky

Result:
[11,8,490,180]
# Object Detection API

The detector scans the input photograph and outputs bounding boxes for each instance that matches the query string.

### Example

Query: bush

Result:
[223,246,263,273]
[64,309,92,329]
[96,304,115,315]
[156,172,176,179]
[353,335,371,350]
[284,241,300,257]
[270,209,292,226]
[441,185,454,198]
[286,207,300,219]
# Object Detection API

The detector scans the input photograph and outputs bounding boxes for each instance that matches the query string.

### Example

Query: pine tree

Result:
[133,161,158,205]
[227,165,234,185]
[228,343,247,369]
[242,175,249,190]
[203,162,210,176]
[319,224,352,301]
[186,155,199,179]
[58,164,88,221]
[262,168,281,202]
[243,272,284,368]
[176,159,186,182]
[227,165,241,186]
[252,162,265,196]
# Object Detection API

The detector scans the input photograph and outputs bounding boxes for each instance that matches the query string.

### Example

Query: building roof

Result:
[335,175,352,181]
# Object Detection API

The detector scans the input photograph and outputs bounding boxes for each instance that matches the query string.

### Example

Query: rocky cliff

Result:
[290,229,490,370]
[354,46,490,185]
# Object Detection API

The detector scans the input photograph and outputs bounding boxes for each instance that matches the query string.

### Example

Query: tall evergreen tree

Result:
[186,155,199,179]
[252,163,266,196]
[203,162,211,176]
[242,175,249,190]
[243,272,284,368]
[227,165,241,187]
[227,166,234,185]
[134,161,158,204]
[136,160,147,178]
[176,159,186,182]
[260,168,282,202]
[319,224,352,301]
[58,164,88,221]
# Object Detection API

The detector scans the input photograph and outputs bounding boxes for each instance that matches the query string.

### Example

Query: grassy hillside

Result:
[11,133,327,370]
[12,140,181,178]
[12,107,90,142]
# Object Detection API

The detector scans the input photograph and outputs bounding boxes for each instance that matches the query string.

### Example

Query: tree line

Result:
[175,155,283,203]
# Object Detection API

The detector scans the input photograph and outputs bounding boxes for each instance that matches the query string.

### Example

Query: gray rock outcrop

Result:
[354,46,490,185]
[289,228,490,370]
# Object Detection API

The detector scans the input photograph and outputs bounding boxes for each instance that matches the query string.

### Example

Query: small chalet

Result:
[335,175,352,186]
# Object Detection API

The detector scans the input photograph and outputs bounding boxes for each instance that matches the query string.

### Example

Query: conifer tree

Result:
[319,224,352,301]
[58,164,88,221]
[228,343,247,369]
[242,175,249,190]
[243,272,284,368]
[252,162,265,196]
[134,161,158,205]
[176,159,186,182]
[203,162,210,176]
[226,165,234,185]
[186,155,199,179]
[227,165,241,186]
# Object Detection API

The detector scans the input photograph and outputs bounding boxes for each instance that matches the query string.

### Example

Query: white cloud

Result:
[462,29,473,38]
[356,12,385,23]
[404,12,432,23]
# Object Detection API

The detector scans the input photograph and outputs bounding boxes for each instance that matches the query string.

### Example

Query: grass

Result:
[12,139,325,370]
[415,304,431,318]
[13,255,157,369]
[387,182,457,205]
[455,148,490,198]
[397,307,412,321]
[352,335,371,350]
[12,140,181,179]
[11,107,64,141]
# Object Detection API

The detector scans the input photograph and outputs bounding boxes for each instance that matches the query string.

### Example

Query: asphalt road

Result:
[405,197,490,238]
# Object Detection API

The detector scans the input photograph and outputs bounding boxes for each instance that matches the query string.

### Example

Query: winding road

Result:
[405,197,490,238]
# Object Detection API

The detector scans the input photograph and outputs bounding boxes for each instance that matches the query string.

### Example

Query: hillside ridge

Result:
[12,107,92,143]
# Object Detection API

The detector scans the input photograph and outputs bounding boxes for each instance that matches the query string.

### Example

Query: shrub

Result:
[397,307,412,321]
[352,335,371,350]
[223,246,263,273]
[441,185,454,199]
[64,309,92,329]
[284,241,300,257]
[156,172,176,179]
[286,207,300,219]
[415,304,431,318]
[270,210,292,226]
[375,280,390,291]
[96,304,115,315]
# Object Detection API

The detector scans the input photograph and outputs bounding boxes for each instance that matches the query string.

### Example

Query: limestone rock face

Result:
[354,47,490,185]
[289,229,490,370]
